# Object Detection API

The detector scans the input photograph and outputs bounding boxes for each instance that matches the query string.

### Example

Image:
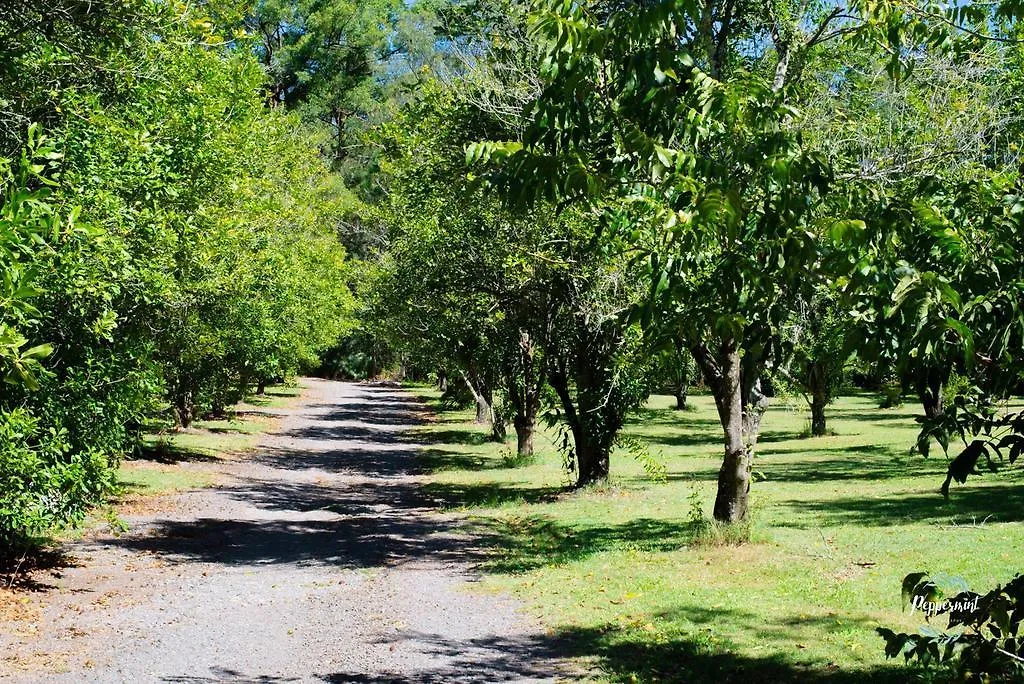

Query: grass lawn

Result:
[408,387,1024,682]
[96,384,304,523]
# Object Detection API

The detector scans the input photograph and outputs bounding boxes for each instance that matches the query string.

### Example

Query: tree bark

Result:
[920,377,944,420]
[473,386,492,424]
[811,391,827,437]
[175,389,194,429]
[506,330,544,460]
[692,340,756,523]
[575,438,610,486]
[257,380,267,396]
[514,416,535,459]
[509,381,540,459]
[712,342,750,523]
[549,366,611,487]
[461,368,496,428]
[674,386,689,410]
[807,362,828,436]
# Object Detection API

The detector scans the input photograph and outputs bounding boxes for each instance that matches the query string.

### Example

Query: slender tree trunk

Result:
[807,363,828,437]
[510,391,539,459]
[550,366,611,488]
[257,380,267,396]
[461,369,494,426]
[490,408,506,442]
[506,330,544,460]
[711,343,750,523]
[437,371,447,392]
[475,394,491,424]
[175,389,194,429]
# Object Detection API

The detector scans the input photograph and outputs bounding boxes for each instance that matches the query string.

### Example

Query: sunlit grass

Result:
[408,386,1024,682]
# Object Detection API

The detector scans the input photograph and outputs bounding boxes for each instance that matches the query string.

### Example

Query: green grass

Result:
[408,387,1024,683]
[121,382,302,495]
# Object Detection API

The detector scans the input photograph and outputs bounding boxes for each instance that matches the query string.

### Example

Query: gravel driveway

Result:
[3,379,570,683]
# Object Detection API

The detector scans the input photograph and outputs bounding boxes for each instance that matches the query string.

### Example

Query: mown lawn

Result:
[408,386,1024,682]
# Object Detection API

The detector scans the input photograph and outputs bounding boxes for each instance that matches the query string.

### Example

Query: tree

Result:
[471,0,1023,521]
[783,286,850,437]
[370,81,651,476]
[470,0,842,521]
[649,334,698,411]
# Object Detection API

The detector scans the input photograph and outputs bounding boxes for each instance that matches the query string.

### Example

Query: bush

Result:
[0,410,115,551]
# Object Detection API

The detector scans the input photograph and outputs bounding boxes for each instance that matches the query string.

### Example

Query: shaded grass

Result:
[406,385,1024,682]
[108,383,301,506]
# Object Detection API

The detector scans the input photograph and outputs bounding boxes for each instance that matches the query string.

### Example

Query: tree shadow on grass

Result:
[754,451,942,484]
[464,514,696,574]
[828,410,922,424]
[417,447,507,474]
[418,427,493,446]
[422,481,565,510]
[782,481,1024,527]
[315,615,916,683]
[132,441,219,464]
[627,407,721,428]
[552,621,915,683]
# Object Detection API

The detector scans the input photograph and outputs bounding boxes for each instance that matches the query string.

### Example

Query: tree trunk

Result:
[711,343,750,523]
[511,389,541,460]
[549,367,610,488]
[811,391,827,437]
[490,411,506,442]
[808,362,828,437]
[575,438,610,487]
[514,417,535,459]
[674,386,688,410]
[257,380,267,396]
[505,329,544,460]
[461,369,494,426]
[437,371,448,392]
[175,389,194,429]
[475,394,491,424]
[920,382,944,420]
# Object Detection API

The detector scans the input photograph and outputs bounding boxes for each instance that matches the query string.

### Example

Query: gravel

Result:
[4,380,572,683]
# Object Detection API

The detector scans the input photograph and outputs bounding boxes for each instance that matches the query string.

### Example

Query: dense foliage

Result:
[0,3,356,549]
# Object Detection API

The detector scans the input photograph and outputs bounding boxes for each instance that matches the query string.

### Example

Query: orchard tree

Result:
[782,285,850,437]
[372,82,651,477]
[469,0,1016,522]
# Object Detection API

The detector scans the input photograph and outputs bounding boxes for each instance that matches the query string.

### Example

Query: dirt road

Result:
[1,380,568,683]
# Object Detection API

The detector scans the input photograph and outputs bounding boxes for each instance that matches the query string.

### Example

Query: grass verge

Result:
[408,386,1024,683]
